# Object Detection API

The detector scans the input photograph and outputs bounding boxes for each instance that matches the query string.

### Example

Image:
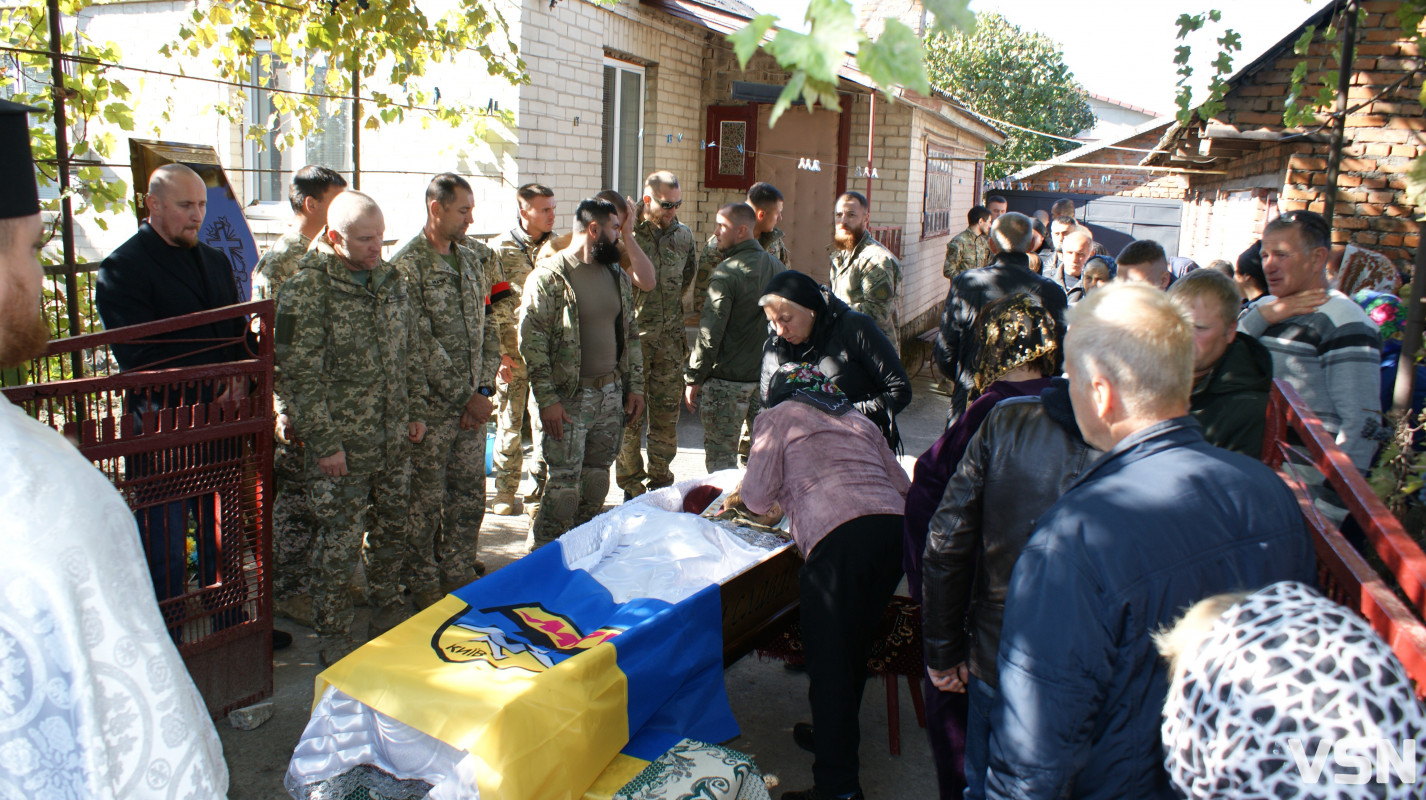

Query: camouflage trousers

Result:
[408,415,488,599]
[615,332,685,494]
[272,439,320,601]
[309,462,410,642]
[529,380,623,548]
[700,377,760,473]
[492,360,529,498]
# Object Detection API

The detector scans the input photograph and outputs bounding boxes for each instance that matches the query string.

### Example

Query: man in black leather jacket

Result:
[921,380,1099,800]
[935,213,1068,426]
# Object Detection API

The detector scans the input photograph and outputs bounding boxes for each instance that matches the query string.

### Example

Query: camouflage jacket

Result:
[488,225,552,362]
[631,217,697,342]
[519,248,645,410]
[253,230,311,300]
[944,227,989,279]
[695,227,789,307]
[274,240,423,473]
[256,230,312,417]
[391,232,501,418]
[830,231,902,345]
[687,238,782,385]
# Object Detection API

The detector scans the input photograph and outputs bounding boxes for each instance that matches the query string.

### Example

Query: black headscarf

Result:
[761,270,827,316]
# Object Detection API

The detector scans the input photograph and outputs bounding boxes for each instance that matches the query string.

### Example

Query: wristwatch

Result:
[477,386,495,398]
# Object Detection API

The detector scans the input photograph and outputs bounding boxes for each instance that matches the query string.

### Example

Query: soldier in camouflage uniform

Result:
[943,205,991,280]
[685,203,781,472]
[691,182,791,313]
[520,197,645,547]
[616,171,695,498]
[253,166,346,617]
[391,174,501,613]
[274,191,426,665]
[829,191,902,353]
[488,184,556,515]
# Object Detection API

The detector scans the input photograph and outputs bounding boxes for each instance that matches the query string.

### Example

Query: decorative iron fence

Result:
[1,300,276,717]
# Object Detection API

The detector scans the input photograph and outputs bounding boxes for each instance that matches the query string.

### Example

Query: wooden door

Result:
[756,105,841,284]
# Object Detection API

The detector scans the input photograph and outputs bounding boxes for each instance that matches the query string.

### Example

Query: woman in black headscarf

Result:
[758,270,911,451]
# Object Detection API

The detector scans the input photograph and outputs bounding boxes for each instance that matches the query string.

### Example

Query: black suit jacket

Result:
[96,221,247,372]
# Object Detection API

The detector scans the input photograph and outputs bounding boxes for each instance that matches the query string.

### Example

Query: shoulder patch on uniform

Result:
[276,313,296,345]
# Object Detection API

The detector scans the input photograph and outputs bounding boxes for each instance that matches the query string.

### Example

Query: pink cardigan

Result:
[741,401,909,557]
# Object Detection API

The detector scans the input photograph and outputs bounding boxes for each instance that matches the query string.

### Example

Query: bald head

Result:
[1062,229,1095,278]
[325,191,385,270]
[327,191,383,236]
[145,163,208,248]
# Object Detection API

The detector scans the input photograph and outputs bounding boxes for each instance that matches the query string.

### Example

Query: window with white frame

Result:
[245,45,350,206]
[2,60,60,200]
[602,59,645,198]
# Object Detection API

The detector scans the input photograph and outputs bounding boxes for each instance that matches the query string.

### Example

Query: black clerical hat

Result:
[0,99,40,220]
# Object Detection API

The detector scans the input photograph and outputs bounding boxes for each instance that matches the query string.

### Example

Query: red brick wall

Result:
[1018,127,1189,200]
[1180,0,1424,272]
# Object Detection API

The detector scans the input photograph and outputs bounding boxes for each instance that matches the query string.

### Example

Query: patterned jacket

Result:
[631,216,697,343]
[274,240,423,472]
[256,230,312,417]
[830,231,902,347]
[519,248,645,410]
[253,230,311,300]
[488,225,552,362]
[391,232,501,418]
[944,227,989,279]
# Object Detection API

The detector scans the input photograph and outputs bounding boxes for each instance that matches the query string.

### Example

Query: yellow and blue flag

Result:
[316,542,739,800]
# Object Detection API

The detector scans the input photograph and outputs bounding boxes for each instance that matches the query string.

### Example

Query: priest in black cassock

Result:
[95,163,250,635]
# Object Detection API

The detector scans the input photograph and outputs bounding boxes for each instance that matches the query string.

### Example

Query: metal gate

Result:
[1,300,275,717]
[994,190,1184,258]
[1263,379,1426,694]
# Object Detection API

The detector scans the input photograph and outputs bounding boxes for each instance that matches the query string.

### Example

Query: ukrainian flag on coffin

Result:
[316,542,740,800]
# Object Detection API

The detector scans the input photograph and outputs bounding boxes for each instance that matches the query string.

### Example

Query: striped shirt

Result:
[1238,290,1381,470]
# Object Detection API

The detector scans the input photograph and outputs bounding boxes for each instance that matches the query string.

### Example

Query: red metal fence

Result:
[1262,379,1426,695]
[1,300,275,717]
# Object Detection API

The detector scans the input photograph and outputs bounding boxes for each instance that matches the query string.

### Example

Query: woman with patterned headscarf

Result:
[1157,581,1426,797]
[736,362,908,800]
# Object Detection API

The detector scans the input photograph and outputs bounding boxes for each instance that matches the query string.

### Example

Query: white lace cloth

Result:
[285,469,767,799]
[0,397,228,798]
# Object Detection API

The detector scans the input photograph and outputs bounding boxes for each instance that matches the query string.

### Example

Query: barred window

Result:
[923,142,955,238]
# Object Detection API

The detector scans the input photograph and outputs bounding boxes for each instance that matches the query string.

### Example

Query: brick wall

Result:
[1177,0,1424,272]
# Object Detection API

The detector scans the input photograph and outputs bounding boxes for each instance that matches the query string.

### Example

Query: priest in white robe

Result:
[0,99,228,798]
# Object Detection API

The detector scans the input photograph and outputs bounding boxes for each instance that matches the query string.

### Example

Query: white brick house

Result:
[48,0,1002,345]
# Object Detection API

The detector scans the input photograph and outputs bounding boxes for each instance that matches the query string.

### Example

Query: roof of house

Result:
[1007,116,1175,181]
[1085,92,1162,118]
[690,0,757,19]
[1141,1,1341,168]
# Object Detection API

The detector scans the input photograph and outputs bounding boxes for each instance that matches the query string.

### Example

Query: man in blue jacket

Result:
[984,283,1317,800]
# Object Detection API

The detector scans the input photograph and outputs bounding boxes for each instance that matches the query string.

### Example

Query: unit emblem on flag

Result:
[432,602,624,672]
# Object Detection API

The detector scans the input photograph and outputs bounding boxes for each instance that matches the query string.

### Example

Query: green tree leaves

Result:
[731,0,971,126]
[924,13,1096,180]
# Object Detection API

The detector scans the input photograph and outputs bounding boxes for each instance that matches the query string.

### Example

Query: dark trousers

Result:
[800,513,904,796]
[923,669,970,800]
